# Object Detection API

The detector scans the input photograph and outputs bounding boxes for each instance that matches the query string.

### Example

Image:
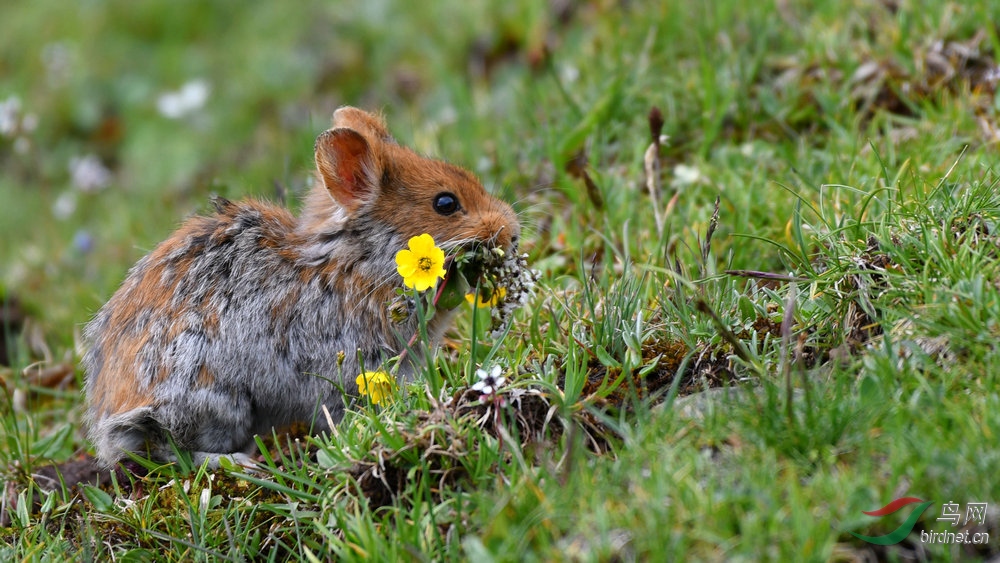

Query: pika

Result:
[83,107,519,467]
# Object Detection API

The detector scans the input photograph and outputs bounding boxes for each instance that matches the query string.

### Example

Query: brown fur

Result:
[83,107,520,466]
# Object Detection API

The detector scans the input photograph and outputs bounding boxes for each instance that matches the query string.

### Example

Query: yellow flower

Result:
[395,234,446,291]
[465,286,507,308]
[356,371,395,405]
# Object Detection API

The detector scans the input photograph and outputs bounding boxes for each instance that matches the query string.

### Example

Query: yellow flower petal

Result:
[395,249,417,277]
[395,234,447,292]
[408,233,436,254]
[356,371,395,405]
[465,286,507,308]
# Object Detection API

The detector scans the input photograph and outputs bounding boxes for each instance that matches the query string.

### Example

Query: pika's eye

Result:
[433,192,460,215]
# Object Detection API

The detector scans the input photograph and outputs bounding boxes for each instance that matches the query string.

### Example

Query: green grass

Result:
[2,0,1000,560]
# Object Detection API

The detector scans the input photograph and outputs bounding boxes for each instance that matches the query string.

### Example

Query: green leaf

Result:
[15,491,30,527]
[438,267,470,310]
[593,344,621,368]
[82,484,114,513]
[637,356,661,377]
[29,423,73,459]
[119,549,157,563]
[39,491,56,515]
[557,76,624,164]
[315,448,335,469]
[217,455,237,472]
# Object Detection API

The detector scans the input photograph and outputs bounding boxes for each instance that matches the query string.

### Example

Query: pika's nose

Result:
[477,202,519,251]
[490,221,519,252]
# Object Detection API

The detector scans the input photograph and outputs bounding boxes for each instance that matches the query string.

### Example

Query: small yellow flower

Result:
[465,286,507,308]
[395,234,446,291]
[356,371,395,405]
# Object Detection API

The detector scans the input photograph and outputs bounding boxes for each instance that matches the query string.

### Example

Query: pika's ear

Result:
[332,106,394,143]
[314,128,381,213]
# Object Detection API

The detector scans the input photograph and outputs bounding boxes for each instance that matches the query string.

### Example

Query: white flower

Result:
[21,113,38,133]
[437,105,457,125]
[476,155,493,174]
[52,191,77,220]
[42,42,73,87]
[69,154,112,192]
[157,79,210,119]
[471,365,506,395]
[672,164,704,187]
[0,96,21,137]
[560,64,580,84]
[984,65,1000,85]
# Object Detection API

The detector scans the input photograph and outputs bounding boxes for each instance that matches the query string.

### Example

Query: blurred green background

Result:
[0,1,562,345]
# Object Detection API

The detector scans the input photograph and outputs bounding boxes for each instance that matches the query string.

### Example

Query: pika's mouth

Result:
[388,234,535,339]
[437,241,538,337]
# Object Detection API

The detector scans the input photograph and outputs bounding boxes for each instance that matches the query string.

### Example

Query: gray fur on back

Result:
[82,198,425,464]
